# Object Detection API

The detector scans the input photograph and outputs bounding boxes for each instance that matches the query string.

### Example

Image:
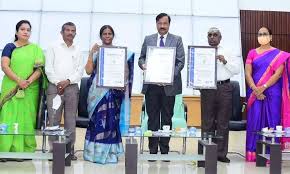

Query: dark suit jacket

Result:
[138,33,185,96]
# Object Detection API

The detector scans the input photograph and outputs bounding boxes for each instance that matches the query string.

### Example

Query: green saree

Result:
[0,43,45,152]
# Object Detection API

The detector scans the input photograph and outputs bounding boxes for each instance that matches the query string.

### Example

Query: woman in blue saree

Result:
[83,25,134,164]
[245,27,290,162]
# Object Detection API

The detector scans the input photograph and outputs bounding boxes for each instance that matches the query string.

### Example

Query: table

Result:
[256,131,290,174]
[123,130,218,174]
[0,129,72,174]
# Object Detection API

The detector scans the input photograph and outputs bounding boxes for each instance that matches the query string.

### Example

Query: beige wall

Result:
[130,95,201,127]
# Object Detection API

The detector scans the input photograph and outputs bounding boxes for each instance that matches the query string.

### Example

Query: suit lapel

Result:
[165,33,173,47]
[150,33,173,46]
[151,34,158,46]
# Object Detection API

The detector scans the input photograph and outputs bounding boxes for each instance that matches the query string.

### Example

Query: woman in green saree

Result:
[0,20,45,156]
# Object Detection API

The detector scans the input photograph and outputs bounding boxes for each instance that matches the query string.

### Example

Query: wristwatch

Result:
[263,84,268,88]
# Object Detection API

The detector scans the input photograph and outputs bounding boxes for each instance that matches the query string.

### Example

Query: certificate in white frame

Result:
[144,46,176,85]
[187,46,217,89]
[96,46,127,89]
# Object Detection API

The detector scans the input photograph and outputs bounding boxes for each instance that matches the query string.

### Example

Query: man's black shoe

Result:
[161,152,169,162]
[217,156,230,163]
[16,159,24,162]
[0,159,7,162]
[148,152,157,162]
[71,155,78,161]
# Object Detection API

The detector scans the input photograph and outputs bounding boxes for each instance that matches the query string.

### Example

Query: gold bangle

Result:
[16,77,21,82]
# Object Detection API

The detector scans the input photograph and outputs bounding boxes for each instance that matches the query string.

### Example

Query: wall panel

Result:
[0,11,41,48]
[240,10,290,62]
[39,12,91,51]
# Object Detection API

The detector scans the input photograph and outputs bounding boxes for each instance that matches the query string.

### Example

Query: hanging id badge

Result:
[15,89,25,99]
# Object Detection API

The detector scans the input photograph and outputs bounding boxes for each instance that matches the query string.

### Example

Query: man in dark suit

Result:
[138,13,185,158]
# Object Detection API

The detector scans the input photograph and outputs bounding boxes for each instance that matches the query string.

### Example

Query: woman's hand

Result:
[86,43,99,75]
[118,88,126,92]
[256,86,265,96]
[89,43,100,56]
[17,79,30,89]
[254,86,266,96]
[251,86,259,96]
[256,93,266,100]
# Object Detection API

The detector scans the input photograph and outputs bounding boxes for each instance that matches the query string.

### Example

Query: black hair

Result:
[260,26,272,35]
[61,22,76,32]
[156,13,171,24]
[99,25,115,38]
[15,20,31,41]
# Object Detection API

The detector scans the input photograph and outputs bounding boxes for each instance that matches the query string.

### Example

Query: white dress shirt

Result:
[216,46,240,81]
[157,33,168,46]
[45,40,83,85]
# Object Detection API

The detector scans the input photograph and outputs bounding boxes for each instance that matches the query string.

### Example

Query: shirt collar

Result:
[58,38,76,48]
[158,32,168,40]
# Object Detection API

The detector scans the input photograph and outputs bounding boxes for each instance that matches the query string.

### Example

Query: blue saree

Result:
[83,50,134,164]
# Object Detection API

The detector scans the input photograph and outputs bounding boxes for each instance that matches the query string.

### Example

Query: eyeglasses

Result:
[208,33,219,37]
[257,32,270,37]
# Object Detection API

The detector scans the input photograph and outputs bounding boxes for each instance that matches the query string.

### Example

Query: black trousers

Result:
[200,82,232,158]
[145,85,175,154]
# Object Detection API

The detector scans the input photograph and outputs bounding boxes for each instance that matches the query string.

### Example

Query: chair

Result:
[140,94,188,154]
[35,78,49,152]
[36,77,91,129]
[172,95,188,129]
[172,95,188,154]
[229,81,247,131]
[36,87,47,130]
[76,77,90,128]
[228,81,247,158]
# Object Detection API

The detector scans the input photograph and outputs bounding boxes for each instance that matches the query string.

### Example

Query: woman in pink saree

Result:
[245,27,290,162]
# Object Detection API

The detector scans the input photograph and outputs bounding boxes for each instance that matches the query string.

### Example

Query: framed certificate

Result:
[96,46,127,88]
[187,46,217,89]
[144,46,176,85]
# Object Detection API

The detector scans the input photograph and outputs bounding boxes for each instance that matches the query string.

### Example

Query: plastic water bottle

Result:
[188,127,196,136]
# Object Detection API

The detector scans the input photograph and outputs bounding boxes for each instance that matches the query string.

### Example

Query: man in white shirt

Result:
[45,22,83,160]
[200,27,240,163]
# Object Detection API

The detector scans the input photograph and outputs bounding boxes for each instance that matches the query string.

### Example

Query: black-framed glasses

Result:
[208,33,219,37]
[257,32,270,37]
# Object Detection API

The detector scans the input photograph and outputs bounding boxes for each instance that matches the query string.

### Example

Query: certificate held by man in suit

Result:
[96,46,127,88]
[144,46,176,85]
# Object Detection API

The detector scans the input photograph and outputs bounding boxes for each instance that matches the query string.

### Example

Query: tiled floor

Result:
[1,129,290,174]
